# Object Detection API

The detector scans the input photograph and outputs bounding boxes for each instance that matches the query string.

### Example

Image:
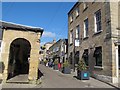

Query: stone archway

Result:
[118,45,120,74]
[7,38,31,80]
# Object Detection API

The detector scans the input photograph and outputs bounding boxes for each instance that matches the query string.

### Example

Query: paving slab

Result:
[36,64,117,88]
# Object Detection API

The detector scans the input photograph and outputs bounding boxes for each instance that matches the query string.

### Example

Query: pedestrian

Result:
[58,63,61,70]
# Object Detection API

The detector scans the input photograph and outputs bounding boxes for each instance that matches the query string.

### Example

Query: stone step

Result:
[6,74,29,84]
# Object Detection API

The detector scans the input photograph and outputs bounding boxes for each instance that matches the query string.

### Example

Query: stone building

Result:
[0,21,43,83]
[40,40,56,61]
[48,39,68,63]
[68,1,120,84]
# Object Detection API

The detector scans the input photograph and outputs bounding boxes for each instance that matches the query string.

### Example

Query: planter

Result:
[77,70,89,80]
[62,67,71,74]
[40,61,44,65]
[53,64,58,70]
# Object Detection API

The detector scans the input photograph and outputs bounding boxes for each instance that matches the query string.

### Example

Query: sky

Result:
[2,2,76,45]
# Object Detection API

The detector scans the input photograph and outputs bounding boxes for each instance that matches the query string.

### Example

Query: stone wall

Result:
[68,2,116,83]
[1,29,41,83]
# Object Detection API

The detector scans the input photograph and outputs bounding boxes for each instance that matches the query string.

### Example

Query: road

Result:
[35,64,116,88]
[1,64,118,89]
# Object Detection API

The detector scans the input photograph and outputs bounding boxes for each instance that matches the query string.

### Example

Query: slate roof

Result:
[0,21,44,33]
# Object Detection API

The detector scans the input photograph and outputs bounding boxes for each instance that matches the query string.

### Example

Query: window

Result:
[70,14,73,23]
[94,47,102,67]
[84,18,89,38]
[94,10,102,32]
[92,0,96,4]
[0,29,3,41]
[70,30,73,44]
[83,2,88,10]
[76,25,80,39]
[75,51,79,64]
[0,29,3,52]
[76,7,79,17]
[83,49,89,66]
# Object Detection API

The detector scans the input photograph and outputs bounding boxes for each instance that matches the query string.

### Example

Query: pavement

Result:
[35,64,117,88]
[0,64,119,89]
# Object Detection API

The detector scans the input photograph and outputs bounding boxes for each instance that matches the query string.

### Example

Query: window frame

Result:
[94,9,102,33]
[75,7,79,17]
[83,2,88,10]
[70,30,73,44]
[84,18,89,38]
[75,25,80,39]
[70,14,73,23]
[94,47,102,67]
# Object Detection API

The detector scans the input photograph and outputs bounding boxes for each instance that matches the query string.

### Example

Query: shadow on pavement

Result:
[38,69,44,79]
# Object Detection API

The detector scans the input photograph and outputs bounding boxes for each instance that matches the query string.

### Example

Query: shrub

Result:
[77,58,87,71]
[63,61,70,67]
[54,60,58,65]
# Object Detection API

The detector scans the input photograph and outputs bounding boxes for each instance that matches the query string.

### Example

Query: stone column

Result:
[112,45,119,84]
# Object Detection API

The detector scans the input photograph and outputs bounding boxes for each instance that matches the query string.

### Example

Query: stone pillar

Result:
[112,45,119,84]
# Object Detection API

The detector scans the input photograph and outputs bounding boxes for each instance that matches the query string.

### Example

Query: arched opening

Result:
[7,38,31,80]
[118,45,120,77]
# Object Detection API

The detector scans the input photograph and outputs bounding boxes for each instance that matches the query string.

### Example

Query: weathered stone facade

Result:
[40,40,56,61]
[68,1,120,84]
[48,39,68,63]
[0,21,43,84]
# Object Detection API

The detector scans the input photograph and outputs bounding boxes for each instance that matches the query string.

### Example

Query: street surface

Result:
[1,64,118,89]
[36,64,115,88]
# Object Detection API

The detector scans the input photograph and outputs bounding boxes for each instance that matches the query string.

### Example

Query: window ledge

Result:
[83,7,88,12]
[70,21,73,24]
[83,36,89,40]
[94,66,104,70]
[76,15,79,19]
[70,43,73,46]
[94,30,103,35]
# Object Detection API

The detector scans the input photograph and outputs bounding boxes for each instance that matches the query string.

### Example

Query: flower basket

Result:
[62,61,71,74]
[77,59,89,80]
[53,60,58,70]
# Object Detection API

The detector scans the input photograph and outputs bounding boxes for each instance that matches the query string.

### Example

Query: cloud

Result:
[42,31,56,38]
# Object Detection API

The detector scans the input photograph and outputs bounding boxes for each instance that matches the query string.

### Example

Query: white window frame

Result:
[70,30,73,44]
[94,10,102,33]
[65,45,66,53]
[83,2,88,10]
[70,14,73,23]
[76,25,80,39]
[76,7,79,17]
[84,18,89,38]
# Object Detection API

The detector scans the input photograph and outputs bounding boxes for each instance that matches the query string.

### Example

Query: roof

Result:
[68,2,80,15]
[0,21,44,33]
[49,39,68,49]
